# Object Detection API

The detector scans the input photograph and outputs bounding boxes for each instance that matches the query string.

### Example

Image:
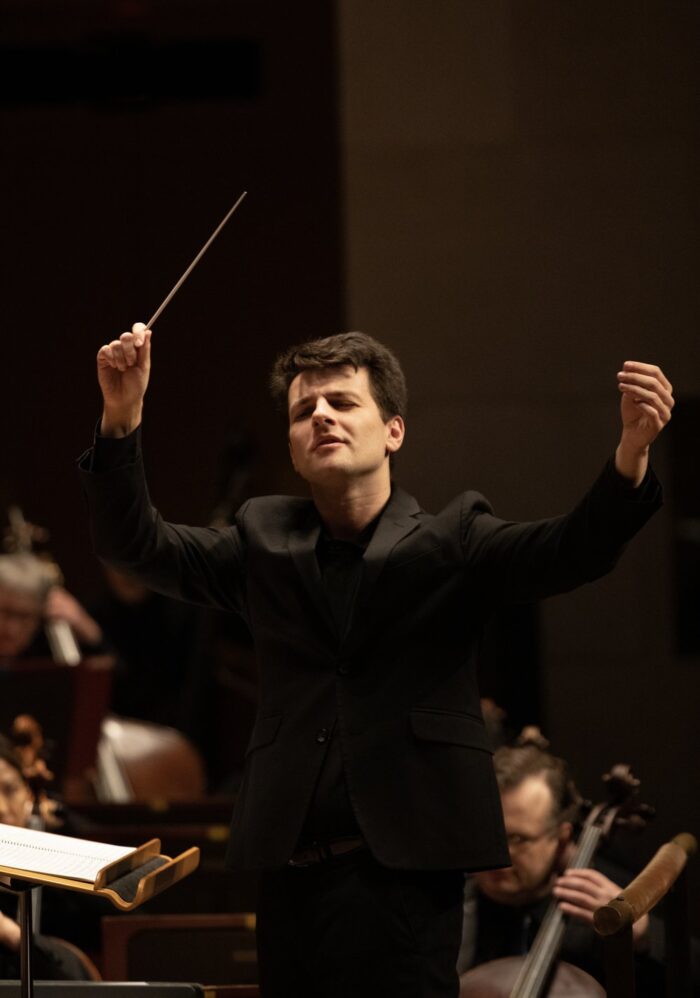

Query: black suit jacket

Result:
[79,436,662,871]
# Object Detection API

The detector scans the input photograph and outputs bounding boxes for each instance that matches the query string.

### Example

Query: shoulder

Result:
[387,487,496,561]
[235,494,316,537]
[391,485,494,521]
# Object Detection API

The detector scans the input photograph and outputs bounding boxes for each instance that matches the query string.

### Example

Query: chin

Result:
[476,872,523,903]
[303,459,351,482]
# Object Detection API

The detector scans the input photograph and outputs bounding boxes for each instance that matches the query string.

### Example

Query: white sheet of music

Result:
[0,822,134,883]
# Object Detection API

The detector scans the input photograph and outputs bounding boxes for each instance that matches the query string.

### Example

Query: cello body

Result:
[459,956,604,997]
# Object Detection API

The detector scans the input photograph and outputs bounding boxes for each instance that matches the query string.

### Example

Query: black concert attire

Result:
[79,426,662,997]
[0,892,91,981]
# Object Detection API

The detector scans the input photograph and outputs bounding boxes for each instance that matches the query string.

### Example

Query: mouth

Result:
[313,436,344,451]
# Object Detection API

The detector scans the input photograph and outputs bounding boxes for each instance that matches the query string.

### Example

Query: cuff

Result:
[78,421,142,473]
[602,456,661,503]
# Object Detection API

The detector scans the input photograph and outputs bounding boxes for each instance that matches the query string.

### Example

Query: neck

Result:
[311,477,391,541]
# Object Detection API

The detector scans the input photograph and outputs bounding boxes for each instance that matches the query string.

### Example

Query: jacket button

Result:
[316,728,329,744]
[338,663,349,675]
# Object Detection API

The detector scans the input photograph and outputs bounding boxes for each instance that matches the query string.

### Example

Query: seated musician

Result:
[0,735,93,980]
[0,552,104,661]
[457,740,698,995]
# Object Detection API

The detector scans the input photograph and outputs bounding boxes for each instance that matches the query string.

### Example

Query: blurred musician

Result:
[0,734,94,980]
[0,553,104,663]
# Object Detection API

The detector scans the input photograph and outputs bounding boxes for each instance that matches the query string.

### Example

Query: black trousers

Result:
[256,851,464,998]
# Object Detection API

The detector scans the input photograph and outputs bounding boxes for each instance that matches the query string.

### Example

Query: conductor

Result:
[80,323,673,997]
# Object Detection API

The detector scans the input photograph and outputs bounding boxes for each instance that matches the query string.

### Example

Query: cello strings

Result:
[509,824,603,997]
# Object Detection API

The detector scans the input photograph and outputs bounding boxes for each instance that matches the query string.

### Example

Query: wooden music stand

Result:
[0,826,200,998]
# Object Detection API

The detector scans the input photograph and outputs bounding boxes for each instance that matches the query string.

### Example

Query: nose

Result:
[311,397,335,426]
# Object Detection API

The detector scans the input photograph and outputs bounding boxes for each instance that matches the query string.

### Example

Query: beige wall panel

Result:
[338,0,700,925]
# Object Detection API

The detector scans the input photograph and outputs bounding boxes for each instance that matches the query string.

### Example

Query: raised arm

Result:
[461,361,672,603]
[615,361,674,486]
[97,321,152,437]
[82,321,247,616]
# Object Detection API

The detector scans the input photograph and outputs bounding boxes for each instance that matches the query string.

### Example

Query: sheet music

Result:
[0,823,134,883]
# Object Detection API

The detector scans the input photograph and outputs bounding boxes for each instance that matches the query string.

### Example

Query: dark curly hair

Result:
[269,331,407,421]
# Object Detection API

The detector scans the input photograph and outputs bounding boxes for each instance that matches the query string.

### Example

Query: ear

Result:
[556,821,574,852]
[554,821,575,870]
[385,415,405,454]
[288,438,299,473]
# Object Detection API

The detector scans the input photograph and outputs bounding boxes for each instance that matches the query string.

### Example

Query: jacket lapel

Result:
[287,506,336,636]
[353,486,422,623]
[287,487,423,643]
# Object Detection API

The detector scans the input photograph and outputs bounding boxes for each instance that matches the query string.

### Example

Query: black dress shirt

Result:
[296,515,383,848]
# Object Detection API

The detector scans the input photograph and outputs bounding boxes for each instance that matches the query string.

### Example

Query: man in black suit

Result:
[80,323,673,997]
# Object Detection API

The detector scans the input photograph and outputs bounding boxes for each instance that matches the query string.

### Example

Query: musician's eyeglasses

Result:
[506,825,558,850]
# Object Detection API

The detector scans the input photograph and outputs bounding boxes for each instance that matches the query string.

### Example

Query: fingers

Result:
[617,363,674,407]
[557,868,619,894]
[617,361,674,429]
[556,900,595,924]
[43,587,71,618]
[97,324,152,371]
[617,363,674,412]
[553,869,621,924]
[619,360,672,394]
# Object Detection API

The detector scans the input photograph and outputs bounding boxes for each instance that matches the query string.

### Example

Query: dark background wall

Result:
[2,0,699,929]
[1,0,342,582]
[338,0,700,928]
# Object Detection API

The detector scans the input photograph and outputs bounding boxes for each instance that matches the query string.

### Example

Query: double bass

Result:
[459,764,653,997]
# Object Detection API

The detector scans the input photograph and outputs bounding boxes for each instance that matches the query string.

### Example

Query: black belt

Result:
[288,836,366,867]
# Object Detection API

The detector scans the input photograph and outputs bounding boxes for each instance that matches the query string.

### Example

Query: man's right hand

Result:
[97,322,152,437]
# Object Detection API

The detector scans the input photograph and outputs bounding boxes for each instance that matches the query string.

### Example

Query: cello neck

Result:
[509,824,603,998]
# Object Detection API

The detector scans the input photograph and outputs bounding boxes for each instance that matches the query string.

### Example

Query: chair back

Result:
[102,912,257,985]
[594,832,697,998]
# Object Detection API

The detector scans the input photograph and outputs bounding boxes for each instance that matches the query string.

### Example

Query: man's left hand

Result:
[615,361,674,485]
[553,867,650,950]
[44,588,103,647]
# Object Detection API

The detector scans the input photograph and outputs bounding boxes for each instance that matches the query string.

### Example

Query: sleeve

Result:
[0,925,91,982]
[77,427,249,618]
[460,457,663,604]
[79,421,142,473]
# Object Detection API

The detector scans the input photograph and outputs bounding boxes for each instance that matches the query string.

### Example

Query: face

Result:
[0,758,32,827]
[475,775,571,906]
[0,586,42,657]
[287,366,404,488]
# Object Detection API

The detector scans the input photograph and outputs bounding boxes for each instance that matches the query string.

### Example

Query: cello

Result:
[459,763,653,997]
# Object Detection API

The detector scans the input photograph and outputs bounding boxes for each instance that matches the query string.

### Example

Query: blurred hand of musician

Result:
[44,587,103,647]
[554,867,651,950]
[97,322,152,438]
[615,361,674,486]
[0,748,31,952]
[0,912,20,952]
